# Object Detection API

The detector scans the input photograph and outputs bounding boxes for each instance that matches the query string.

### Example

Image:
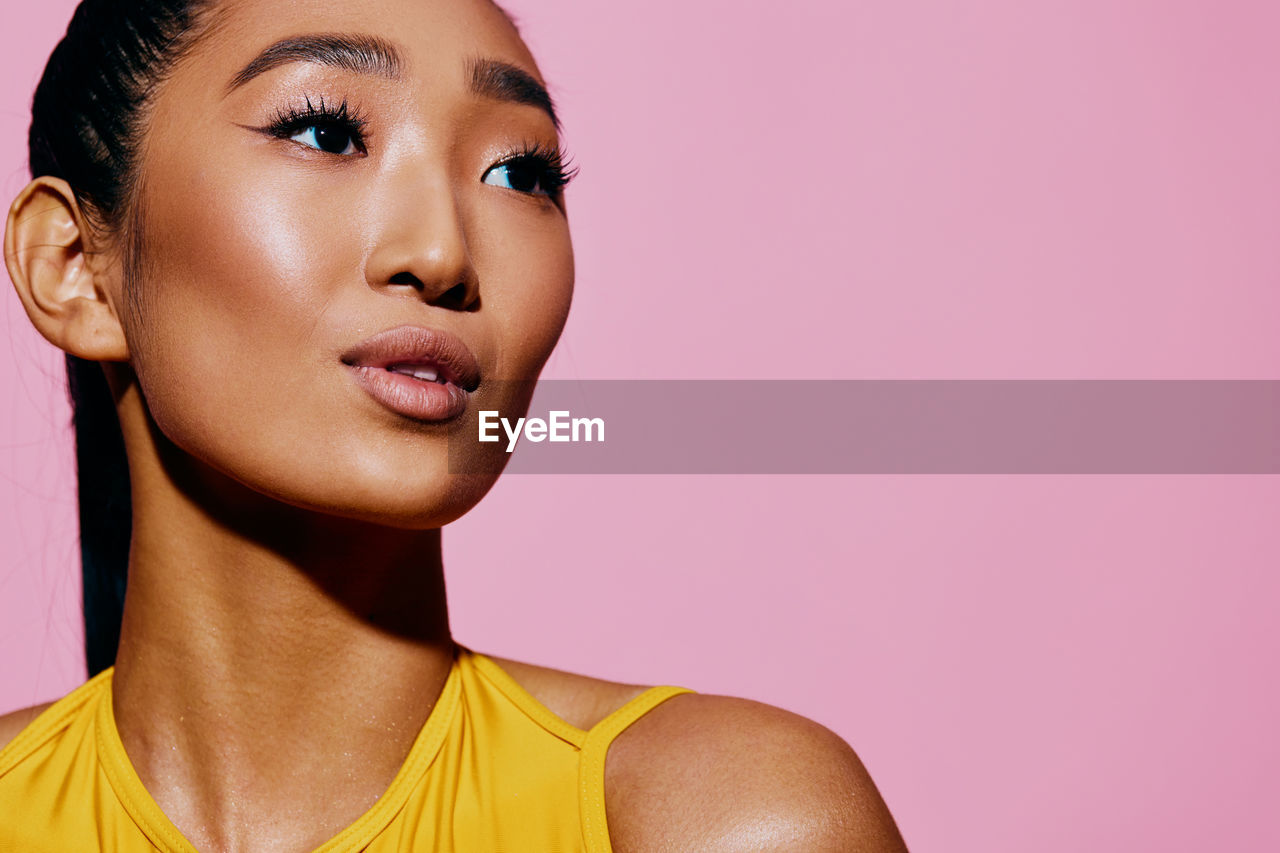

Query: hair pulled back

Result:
[28,0,214,676]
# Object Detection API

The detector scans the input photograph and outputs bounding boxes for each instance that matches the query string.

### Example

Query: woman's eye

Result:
[290,123,361,156]
[483,160,546,195]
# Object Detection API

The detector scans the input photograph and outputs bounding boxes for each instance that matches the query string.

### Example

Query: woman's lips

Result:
[341,325,481,422]
[345,365,470,422]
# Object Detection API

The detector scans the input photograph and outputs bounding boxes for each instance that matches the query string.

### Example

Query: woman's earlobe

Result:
[4,177,130,362]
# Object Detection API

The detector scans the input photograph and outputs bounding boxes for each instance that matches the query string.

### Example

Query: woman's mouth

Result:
[341,326,481,423]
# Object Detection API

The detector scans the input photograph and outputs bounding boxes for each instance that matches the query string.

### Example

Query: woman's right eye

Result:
[265,97,368,156]
[288,123,362,156]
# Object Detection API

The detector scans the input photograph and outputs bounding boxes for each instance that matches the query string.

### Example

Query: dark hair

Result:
[29,0,215,676]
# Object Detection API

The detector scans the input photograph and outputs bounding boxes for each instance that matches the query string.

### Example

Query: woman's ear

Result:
[4,177,130,361]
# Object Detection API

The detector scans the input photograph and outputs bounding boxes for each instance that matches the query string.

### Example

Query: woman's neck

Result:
[111,438,455,851]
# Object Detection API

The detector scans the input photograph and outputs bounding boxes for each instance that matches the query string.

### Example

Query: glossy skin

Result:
[2,0,908,850]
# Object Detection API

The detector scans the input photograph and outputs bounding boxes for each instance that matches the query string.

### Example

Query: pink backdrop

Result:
[3,1,1279,850]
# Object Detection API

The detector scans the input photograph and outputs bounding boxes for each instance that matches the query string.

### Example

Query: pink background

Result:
[3,1,1279,850]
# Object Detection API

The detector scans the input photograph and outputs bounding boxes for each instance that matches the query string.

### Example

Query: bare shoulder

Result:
[481,653,652,731]
[604,693,909,853]
[0,703,54,752]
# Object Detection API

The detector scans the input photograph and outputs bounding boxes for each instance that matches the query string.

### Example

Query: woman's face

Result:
[118,0,574,527]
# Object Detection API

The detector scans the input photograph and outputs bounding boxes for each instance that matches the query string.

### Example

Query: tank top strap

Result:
[578,684,694,853]
[0,668,112,776]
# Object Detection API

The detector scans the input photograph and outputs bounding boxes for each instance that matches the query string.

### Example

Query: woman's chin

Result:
[288,470,503,531]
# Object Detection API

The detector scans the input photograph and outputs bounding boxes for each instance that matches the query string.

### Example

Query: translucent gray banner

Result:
[446,380,1280,474]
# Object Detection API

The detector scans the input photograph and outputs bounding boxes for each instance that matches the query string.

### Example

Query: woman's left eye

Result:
[483,159,550,196]
[290,123,361,156]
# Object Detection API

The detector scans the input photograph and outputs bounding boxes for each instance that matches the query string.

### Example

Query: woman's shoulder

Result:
[0,703,56,754]
[478,654,908,852]
[604,692,909,852]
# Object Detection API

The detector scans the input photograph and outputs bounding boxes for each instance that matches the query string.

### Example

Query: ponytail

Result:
[28,0,214,674]
[67,356,132,676]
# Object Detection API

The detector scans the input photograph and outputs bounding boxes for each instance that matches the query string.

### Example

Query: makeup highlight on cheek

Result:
[171,164,342,315]
[126,124,365,416]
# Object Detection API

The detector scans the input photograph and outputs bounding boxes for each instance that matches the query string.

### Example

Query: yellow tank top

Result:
[0,647,692,852]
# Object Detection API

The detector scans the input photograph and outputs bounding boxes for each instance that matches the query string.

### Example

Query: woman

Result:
[0,0,908,850]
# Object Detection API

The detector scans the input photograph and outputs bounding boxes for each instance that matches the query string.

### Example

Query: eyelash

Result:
[267,95,370,152]
[490,140,580,197]
[263,97,579,196]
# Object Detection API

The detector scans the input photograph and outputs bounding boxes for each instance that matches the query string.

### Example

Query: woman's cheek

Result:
[524,241,575,369]
[485,221,575,379]
[128,155,359,457]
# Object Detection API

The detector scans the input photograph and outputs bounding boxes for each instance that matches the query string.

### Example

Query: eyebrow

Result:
[466,57,561,131]
[225,34,561,130]
[225,33,402,93]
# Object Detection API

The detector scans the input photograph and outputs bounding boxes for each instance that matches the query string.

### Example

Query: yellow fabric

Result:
[0,648,692,852]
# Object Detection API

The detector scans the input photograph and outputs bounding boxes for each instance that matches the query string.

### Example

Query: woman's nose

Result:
[363,175,479,312]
